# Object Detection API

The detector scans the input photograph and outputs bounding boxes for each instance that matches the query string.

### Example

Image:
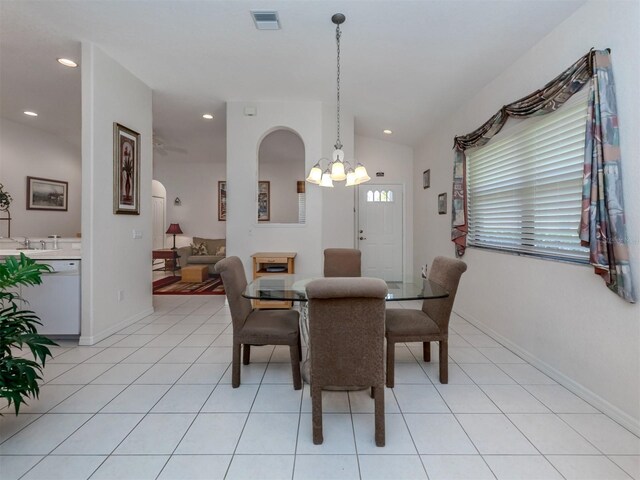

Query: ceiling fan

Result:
[152,134,188,156]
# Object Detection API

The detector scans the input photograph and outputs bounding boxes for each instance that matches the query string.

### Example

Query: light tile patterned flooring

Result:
[1,295,638,479]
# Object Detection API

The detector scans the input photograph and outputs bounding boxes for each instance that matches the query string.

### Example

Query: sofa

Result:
[177,237,226,274]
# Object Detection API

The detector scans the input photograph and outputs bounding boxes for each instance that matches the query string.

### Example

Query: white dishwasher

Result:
[21,260,81,337]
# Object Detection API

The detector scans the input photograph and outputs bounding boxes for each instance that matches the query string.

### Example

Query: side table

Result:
[152,249,180,275]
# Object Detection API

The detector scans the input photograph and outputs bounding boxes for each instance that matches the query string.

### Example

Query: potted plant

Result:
[0,253,57,414]
[0,182,12,211]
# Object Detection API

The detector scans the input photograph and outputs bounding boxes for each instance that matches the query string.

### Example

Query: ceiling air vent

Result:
[251,10,280,30]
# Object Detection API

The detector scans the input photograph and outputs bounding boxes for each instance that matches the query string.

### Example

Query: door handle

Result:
[359,236,367,240]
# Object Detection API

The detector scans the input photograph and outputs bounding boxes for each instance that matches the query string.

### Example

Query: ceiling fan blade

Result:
[153,147,168,156]
[164,146,188,154]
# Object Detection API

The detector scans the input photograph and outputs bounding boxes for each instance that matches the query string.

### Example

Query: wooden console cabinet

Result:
[251,252,296,309]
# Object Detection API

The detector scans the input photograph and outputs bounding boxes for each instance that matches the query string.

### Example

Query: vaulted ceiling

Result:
[0,1,585,163]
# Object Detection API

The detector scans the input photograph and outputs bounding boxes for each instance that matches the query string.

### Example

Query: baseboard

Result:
[455,308,640,437]
[79,307,155,346]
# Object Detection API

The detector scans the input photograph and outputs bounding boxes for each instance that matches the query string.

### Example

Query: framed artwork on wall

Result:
[423,169,430,189]
[438,192,447,215]
[113,123,140,215]
[26,177,68,211]
[258,181,270,221]
[218,181,227,221]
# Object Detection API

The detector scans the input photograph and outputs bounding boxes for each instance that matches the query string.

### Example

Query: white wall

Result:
[414,0,640,433]
[80,43,153,344]
[355,134,415,281]
[259,161,301,224]
[153,158,226,243]
[0,118,81,238]
[226,101,323,277]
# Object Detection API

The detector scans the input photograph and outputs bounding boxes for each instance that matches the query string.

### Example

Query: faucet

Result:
[40,240,46,250]
[24,238,31,249]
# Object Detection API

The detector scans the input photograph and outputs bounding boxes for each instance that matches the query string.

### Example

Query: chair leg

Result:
[232,342,241,388]
[439,339,448,384]
[243,344,251,365]
[289,344,302,390]
[386,338,395,388]
[373,385,385,447]
[311,384,323,444]
[423,342,431,362]
[297,335,302,362]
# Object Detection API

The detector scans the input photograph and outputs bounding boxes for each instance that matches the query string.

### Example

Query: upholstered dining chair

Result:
[323,248,361,277]
[214,256,302,390]
[306,277,387,446]
[385,256,467,387]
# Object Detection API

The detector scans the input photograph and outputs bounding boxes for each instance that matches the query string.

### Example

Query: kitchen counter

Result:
[0,249,81,260]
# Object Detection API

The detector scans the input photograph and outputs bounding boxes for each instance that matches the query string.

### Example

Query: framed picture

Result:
[113,123,140,215]
[218,181,227,221]
[26,177,68,211]
[258,181,270,221]
[423,169,430,189]
[438,192,447,215]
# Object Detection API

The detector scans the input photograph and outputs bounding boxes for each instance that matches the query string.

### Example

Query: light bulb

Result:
[306,164,323,184]
[345,169,357,186]
[354,163,371,184]
[319,169,334,187]
[330,160,347,181]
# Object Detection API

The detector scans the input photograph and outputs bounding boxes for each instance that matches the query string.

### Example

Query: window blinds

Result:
[466,89,589,262]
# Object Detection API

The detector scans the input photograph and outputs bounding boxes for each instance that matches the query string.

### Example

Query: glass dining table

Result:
[243,274,449,386]
[243,274,449,304]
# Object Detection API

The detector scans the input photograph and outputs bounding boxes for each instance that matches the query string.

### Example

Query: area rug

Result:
[153,274,225,295]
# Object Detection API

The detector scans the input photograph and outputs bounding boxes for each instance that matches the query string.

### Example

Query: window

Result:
[466,90,589,262]
[366,190,395,203]
[298,192,306,223]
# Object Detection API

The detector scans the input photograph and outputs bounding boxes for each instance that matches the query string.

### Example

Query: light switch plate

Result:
[132,230,143,239]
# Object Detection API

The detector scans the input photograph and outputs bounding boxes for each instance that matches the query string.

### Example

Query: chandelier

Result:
[306,13,370,188]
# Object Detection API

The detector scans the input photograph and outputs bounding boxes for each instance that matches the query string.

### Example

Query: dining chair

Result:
[214,256,302,390]
[385,256,467,386]
[306,277,387,446]
[323,248,361,277]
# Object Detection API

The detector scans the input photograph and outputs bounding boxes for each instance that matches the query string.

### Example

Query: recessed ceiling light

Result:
[24,111,38,117]
[57,58,78,68]
[202,114,214,120]
[383,129,393,135]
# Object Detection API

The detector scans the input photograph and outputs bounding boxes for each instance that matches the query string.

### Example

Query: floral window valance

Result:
[450,49,635,302]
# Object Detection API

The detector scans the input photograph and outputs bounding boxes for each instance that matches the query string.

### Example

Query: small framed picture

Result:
[258,181,270,221]
[438,193,447,215]
[113,123,140,215]
[218,181,227,221]
[27,177,68,211]
[423,169,430,189]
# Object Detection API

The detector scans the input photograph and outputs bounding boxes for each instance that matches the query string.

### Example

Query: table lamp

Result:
[166,223,183,250]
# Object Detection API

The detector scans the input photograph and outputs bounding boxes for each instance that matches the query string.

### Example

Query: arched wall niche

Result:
[256,127,306,224]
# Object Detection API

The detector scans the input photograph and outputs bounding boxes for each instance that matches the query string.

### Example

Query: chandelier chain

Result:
[335,23,342,149]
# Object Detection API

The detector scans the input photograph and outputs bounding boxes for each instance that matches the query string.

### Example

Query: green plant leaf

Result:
[0,253,57,415]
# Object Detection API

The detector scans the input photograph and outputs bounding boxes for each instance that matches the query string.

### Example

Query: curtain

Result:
[451,49,635,302]
[451,51,592,257]
[579,51,635,302]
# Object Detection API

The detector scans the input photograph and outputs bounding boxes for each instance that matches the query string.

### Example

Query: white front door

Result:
[358,184,403,281]
[152,196,166,250]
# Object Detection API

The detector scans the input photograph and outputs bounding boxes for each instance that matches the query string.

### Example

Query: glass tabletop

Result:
[243,274,449,302]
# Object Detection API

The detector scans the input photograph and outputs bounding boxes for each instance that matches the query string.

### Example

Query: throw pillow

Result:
[190,242,209,255]
[215,245,226,256]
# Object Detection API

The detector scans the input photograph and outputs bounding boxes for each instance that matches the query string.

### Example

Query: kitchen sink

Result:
[0,249,57,256]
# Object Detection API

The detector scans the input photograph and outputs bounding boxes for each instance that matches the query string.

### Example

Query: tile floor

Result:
[1,295,638,479]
